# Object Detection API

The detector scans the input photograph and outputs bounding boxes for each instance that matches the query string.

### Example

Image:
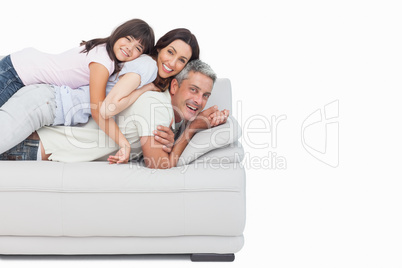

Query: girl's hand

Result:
[142,82,161,92]
[107,146,131,164]
[154,119,174,153]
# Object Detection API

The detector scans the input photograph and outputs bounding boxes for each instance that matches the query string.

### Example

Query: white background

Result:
[1,0,402,267]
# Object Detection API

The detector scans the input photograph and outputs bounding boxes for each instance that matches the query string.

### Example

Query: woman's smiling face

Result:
[157,40,192,78]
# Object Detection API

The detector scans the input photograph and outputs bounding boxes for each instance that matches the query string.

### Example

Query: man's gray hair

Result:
[175,60,217,86]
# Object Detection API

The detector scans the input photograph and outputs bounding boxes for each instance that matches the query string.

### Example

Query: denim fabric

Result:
[0,139,39,161]
[0,55,24,107]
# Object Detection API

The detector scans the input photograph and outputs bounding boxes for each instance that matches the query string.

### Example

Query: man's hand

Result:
[154,119,175,153]
[189,106,229,131]
[209,109,229,127]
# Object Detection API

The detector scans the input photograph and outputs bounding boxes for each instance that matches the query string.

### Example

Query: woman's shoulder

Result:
[124,54,156,68]
[119,54,157,77]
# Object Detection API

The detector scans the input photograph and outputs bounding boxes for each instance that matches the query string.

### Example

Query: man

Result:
[0,60,229,169]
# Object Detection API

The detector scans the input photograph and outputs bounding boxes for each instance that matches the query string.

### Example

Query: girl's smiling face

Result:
[157,40,192,78]
[113,36,144,62]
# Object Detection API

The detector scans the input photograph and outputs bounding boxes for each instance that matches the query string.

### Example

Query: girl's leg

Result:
[0,55,24,107]
[0,84,56,154]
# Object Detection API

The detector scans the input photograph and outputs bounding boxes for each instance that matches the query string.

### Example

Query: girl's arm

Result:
[100,74,158,119]
[89,62,131,163]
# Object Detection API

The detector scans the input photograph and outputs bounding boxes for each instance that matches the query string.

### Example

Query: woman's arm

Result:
[89,62,131,163]
[100,74,159,119]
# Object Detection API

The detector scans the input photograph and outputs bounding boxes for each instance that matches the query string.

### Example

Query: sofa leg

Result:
[190,253,235,262]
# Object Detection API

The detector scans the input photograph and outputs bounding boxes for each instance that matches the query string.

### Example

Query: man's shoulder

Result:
[119,90,171,117]
[137,90,171,105]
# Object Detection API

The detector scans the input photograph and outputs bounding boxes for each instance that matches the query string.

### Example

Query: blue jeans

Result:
[0,55,24,107]
[0,139,39,161]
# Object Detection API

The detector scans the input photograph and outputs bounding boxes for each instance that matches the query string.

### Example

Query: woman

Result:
[0,28,200,162]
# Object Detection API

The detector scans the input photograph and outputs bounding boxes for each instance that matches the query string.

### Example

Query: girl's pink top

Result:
[11,44,115,88]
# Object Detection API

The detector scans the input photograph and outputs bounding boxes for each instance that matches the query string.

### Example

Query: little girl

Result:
[0,18,155,162]
[0,18,154,107]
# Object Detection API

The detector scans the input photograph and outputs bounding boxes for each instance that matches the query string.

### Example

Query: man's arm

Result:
[140,106,229,169]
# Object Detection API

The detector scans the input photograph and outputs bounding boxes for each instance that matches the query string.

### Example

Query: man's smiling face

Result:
[170,71,213,122]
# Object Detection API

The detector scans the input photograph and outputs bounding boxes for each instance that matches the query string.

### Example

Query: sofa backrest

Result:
[205,78,232,111]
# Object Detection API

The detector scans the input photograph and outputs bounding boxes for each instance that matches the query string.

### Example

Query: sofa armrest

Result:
[189,140,245,165]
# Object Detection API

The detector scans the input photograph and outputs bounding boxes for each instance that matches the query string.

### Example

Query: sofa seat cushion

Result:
[0,161,245,238]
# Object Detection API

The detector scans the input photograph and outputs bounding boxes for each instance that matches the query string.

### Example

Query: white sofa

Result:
[0,79,246,262]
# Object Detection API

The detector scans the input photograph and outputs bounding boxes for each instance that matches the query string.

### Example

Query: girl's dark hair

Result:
[150,28,200,90]
[80,19,155,76]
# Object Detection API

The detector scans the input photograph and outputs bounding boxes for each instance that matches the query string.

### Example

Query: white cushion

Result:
[177,116,242,166]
